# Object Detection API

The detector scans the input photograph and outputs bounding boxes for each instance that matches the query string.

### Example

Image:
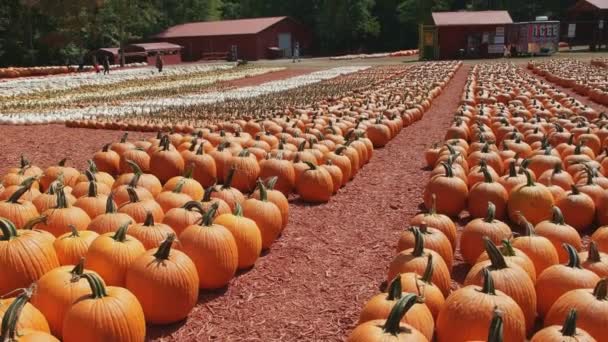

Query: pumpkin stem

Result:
[153,234,176,260]
[87,180,98,198]
[304,161,317,171]
[487,308,504,342]
[411,227,425,257]
[552,163,562,175]
[238,148,250,157]
[381,294,418,336]
[84,169,96,183]
[592,278,607,300]
[173,179,186,194]
[500,239,517,257]
[551,206,565,225]
[429,194,437,215]
[587,242,602,263]
[507,161,517,177]
[440,162,453,178]
[564,243,582,269]
[420,254,434,284]
[87,160,99,174]
[120,133,128,143]
[183,200,205,213]
[560,309,578,337]
[0,285,34,341]
[386,274,403,301]
[517,213,536,236]
[265,176,279,190]
[202,202,219,226]
[484,237,508,270]
[68,224,80,237]
[81,273,108,299]
[58,158,67,167]
[0,218,18,241]
[196,142,205,155]
[112,222,130,243]
[480,268,497,295]
[522,169,534,187]
[183,164,194,179]
[22,215,47,231]
[484,202,496,223]
[570,184,580,195]
[70,258,86,281]
[19,155,30,169]
[126,187,140,204]
[202,185,217,202]
[255,179,268,202]
[143,211,155,227]
[55,186,69,209]
[6,177,36,204]
[101,143,111,153]
[223,167,236,189]
[233,203,244,217]
[126,160,143,176]
[105,193,117,214]
[481,167,493,183]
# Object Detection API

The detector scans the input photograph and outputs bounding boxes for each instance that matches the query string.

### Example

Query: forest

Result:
[0,0,579,67]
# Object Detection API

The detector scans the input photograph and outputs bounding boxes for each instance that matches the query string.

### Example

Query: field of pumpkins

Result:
[0,61,470,341]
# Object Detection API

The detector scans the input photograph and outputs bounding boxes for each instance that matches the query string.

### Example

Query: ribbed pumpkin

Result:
[242,180,283,250]
[535,244,601,318]
[73,181,109,219]
[110,132,135,156]
[467,168,508,220]
[85,222,146,287]
[149,136,185,184]
[532,309,595,342]
[33,180,77,213]
[179,203,238,289]
[71,170,111,199]
[475,239,537,283]
[0,288,58,342]
[0,287,50,334]
[251,177,289,229]
[498,161,528,194]
[125,234,198,324]
[410,194,457,251]
[182,143,217,188]
[423,163,468,217]
[259,152,296,195]
[62,273,146,342]
[507,169,554,225]
[436,269,526,342]
[155,180,192,213]
[556,185,595,232]
[113,160,162,197]
[87,194,134,235]
[347,294,428,342]
[78,160,115,189]
[544,279,608,341]
[118,187,164,223]
[40,158,80,190]
[460,202,512,265]
[535,207,583,263]
[163,166,205,201]
[464,238,537,334]
[358,275,435,341]
[54,225,99,266]
[30,260,98,338]
[0,178,40,228]
[296,162,333,203]
[397,224,453,268]
[321,160,343,194]
[591,225,608,253]
[128,211,176,250]
[398,255,445,320]
[39,187,91,237]
[387,228,451,297]
[512,216,559,277]
[325,146,352,184]
[93,143,120,176]
[119,147,150,174]
[162,200,204,237]
[214,203,262,269]
[0,218,60,296]
[580,241,608,277]
[211,168,245,211]
[225,149,260,193]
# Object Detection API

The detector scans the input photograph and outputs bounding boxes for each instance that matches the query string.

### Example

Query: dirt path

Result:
[146,64,471,341]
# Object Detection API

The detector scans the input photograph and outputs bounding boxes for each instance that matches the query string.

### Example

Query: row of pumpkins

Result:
[347,62,608,341]
[528,58,608,106]
[0,66,77,79]
[0,62,462,341]
[63,62,462,134]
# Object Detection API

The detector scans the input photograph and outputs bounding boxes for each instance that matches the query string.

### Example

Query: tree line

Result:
[0,0,578,67]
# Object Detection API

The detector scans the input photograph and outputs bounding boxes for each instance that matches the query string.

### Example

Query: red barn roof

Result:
[154,16,288,38]
[582,0,608,9]
[129,42,183,51]
[432,11,513,27]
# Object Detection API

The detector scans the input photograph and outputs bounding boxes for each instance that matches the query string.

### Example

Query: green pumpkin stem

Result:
[484,202,496,223]
[481,167,493,183]
[183,200,205,213]
[570,184,580,195]
[484,237,508,270]
[105,193,117,214]
[70,258,86,280]
[411,227,424,257]
[81,273,108,299]
[0,285,34,341]
[440,162,453,178]
[126,160,143,176]
[592,279,607,300]
[551,206,565,225]
[508,161,517,177]
[202,186,217,202]
[223,167,236,189]
[22,215,47,231]
[58,158,67,167]
[564,243,581,269]
[481,268,497,295]
[500,239,517,257]
[420,254,434,284]
[256,179,268,202]
[84,169,96,182]
[68,224,80,237]
[386,274,403,301]
[126,187,140,204]
[381,294,418,336]
[234,203,244,217]
[55,187,69,209]
[153,234,176,260]
[487,308,504,342]
[587,242,602,263]
[87,180,98,198]
[523,169,534,187]
[304,161,317,171]
[266,176,279,190]
[7,177,36,204]
[173,179,186,194]
[183,164,194,179]
[202,202,219,226]
[560,309,578,337]
[112,222,130,242]
[19,155,30,169]
[0,218,19,241]
[429,194,438,215]
[101,143,111,153]
[87,160,99,174]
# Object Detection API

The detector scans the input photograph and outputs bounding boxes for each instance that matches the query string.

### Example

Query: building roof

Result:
[129,42,183,51]
[585,0,608,9]
[154,16,288,38]
[432,11,513,27]
[98,48,119,55]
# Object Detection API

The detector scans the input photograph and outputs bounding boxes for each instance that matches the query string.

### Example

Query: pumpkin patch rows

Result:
[0,61,461,340]
[349,62,608,341]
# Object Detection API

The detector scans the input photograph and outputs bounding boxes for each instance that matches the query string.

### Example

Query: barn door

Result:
[419,24,438,60]
[278,33,292,57]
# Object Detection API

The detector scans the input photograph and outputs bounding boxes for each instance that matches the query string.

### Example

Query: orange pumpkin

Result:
[512,215,559,277]
[507,170,554,225]
[242,180,283,250]
[0,178,40,229]
[214,203,262,269]
[40,187,91,237]
[87,193,134,235]
[128,211,176,250]
[580,241,608,277]
[118,187,164,224]
[53,225,99,266]
[410,194,457,251]
[1,287,50,335]
[531,309,595,342]
[535,207,582,263]
[0,288,58,342]
[296,162,334,203]
[398,254,445,320]
[460,202,512,265]
[149,136,185,183]
[423,163,468,217]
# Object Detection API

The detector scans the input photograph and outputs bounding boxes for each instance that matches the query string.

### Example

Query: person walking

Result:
[102,56,110,75]
[292,41,300,63]
[156,54,164,73]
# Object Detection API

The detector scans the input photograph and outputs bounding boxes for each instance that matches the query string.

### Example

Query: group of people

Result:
[92,54,164,75]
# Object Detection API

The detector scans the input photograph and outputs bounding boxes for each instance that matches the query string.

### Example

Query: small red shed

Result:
[421,11,513,60]
[566,0,608,50]
[152,16,313,61]
[122,42,183,65]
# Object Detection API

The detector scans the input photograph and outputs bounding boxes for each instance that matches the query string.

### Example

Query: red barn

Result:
[421,11,513,60]
[152,16,312,61]
[123,43,183,65]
